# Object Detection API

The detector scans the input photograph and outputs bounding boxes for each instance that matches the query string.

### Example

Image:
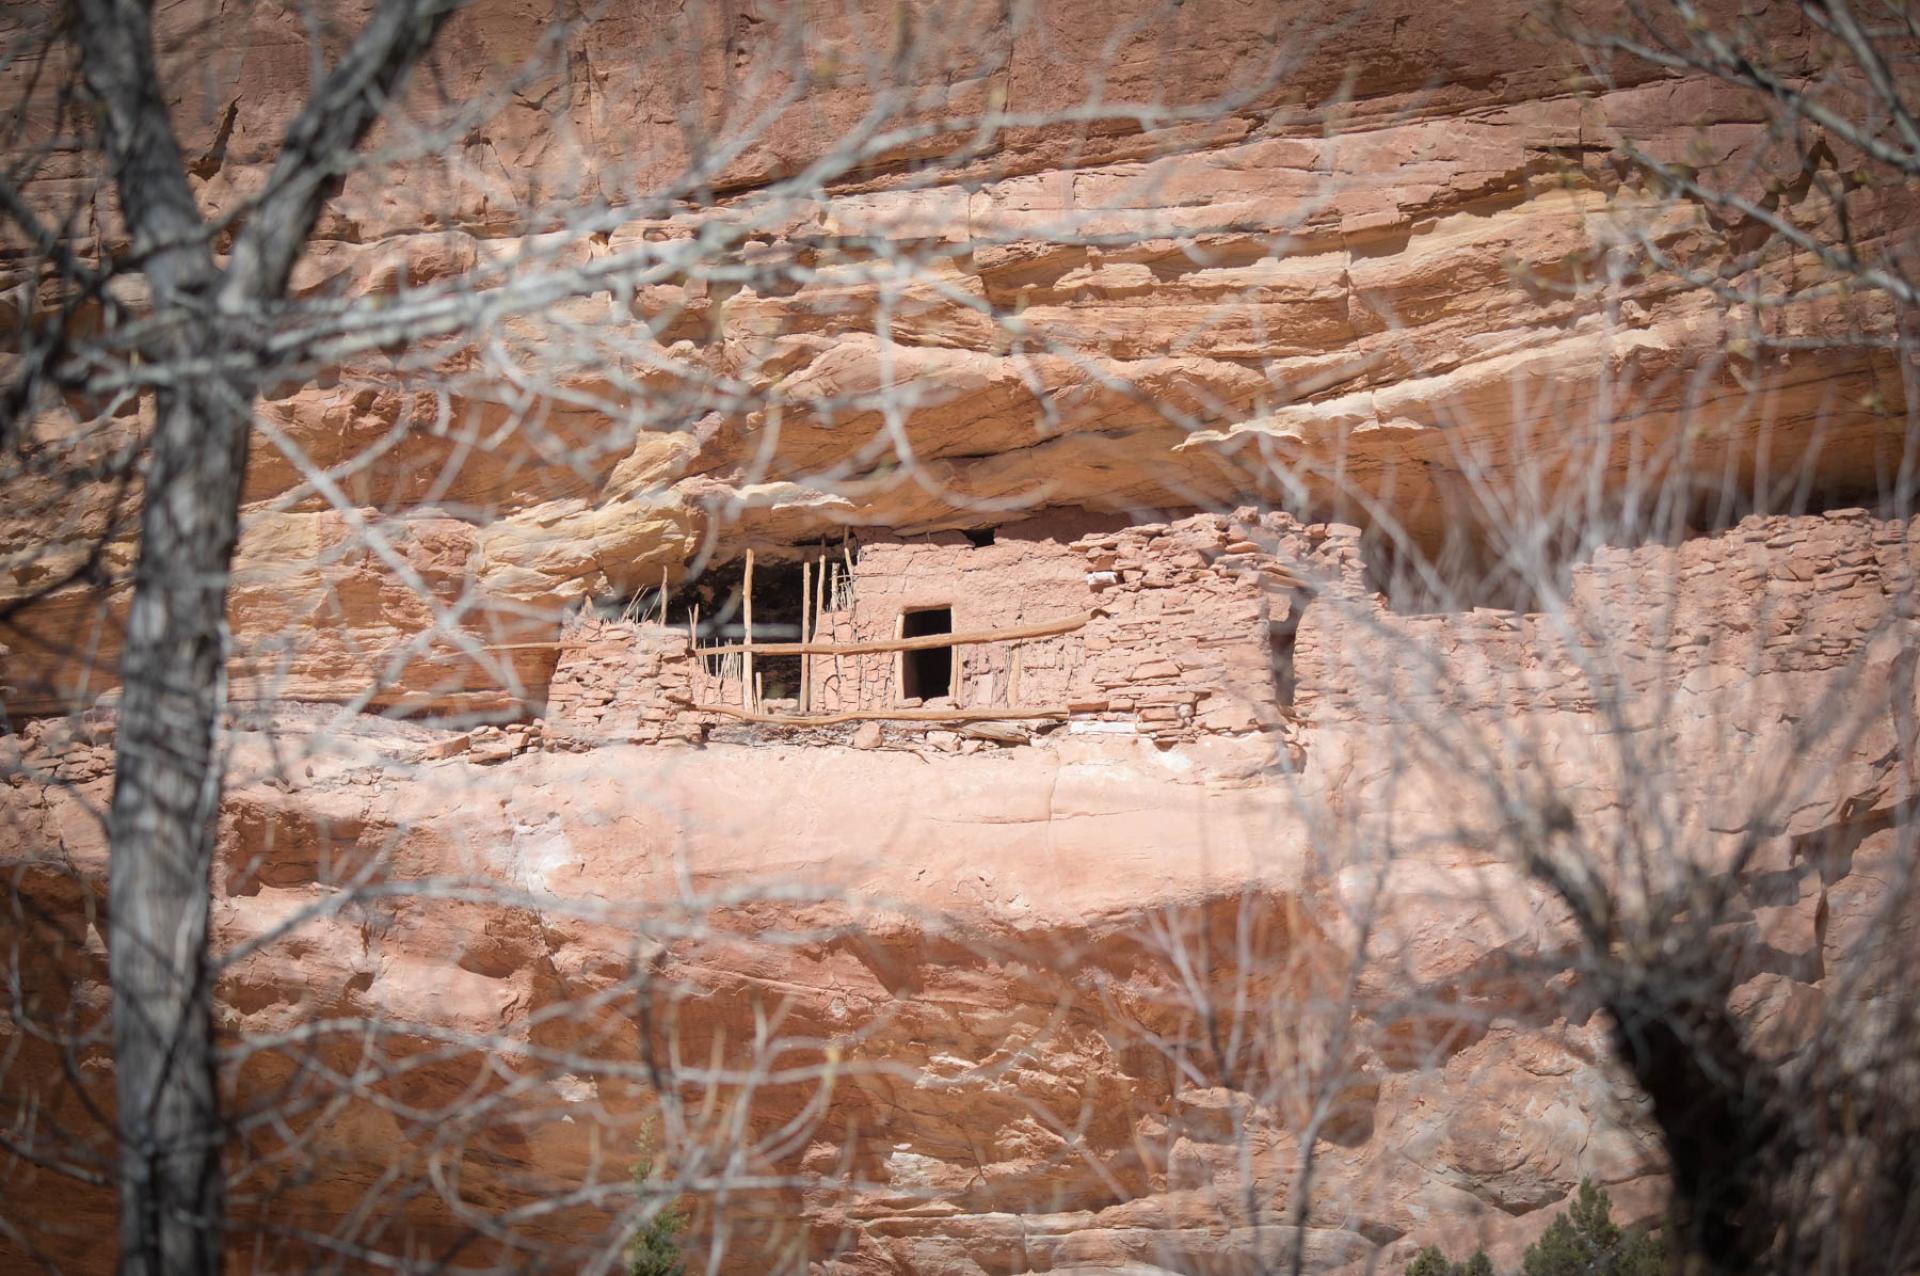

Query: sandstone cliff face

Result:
[3,0,1918,1272]
[7,510,1915,1271]
[2,0,1910,716]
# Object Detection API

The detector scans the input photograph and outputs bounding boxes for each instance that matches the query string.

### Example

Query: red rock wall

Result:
[5,0,1920,1270]
[5,0,1913,717]
[5,512,1918,1273]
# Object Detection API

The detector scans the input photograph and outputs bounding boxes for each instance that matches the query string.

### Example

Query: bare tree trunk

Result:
[65,0,457,1262]
[1602,969,1787,1275]
[67,2,243,1268]
[106,376,252,1273]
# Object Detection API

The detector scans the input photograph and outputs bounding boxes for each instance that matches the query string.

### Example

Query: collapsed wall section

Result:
[1299,508,1920,727]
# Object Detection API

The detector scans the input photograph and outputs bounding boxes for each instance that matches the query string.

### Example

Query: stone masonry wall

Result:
[1066,511,1366,752]
[806,513,1108,714]
[1298,508,1920,726]
[537,509,1915,758]
[539,509,1378,751]
[544,623,700,744]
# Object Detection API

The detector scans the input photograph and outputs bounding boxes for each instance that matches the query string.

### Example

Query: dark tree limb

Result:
[55,1,464,1271]
[67,0,217,306]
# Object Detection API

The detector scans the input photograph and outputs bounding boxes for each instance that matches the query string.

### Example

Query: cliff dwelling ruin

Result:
[545,510,1328,756]
[4,0,1919,1273]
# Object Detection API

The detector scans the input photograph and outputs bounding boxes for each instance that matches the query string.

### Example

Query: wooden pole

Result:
[692,611,1094,657]
[742,548,755,710]
[827,556,843,715]
[892,610,905,705]
[685,702,1070,726]
[355,613,1098,664]
[843,535,857,709]
[951,614,963,705]
[800,558,812,714]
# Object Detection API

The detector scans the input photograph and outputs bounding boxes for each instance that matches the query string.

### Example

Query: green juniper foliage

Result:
[1406,1179,1663,1276]
[1521,1179,1663,1276]
[1407,1243,1496,1276]
[627,1137,689,1276]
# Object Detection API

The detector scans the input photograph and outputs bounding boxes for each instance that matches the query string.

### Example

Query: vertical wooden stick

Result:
[844,536,859,709]
[690,603,701,689]
[951,621,963,706]
[742,548,755,710]
[800,558,813,714]
[827,558,842,714]
[659,566,670,625]
[892,610,905,705]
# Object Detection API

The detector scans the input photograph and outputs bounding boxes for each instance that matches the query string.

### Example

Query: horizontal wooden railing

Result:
[680,702,1071,726]
[692,611,1093,658]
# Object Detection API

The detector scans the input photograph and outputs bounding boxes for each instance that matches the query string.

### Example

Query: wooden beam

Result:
[693,611,1093,658]
[800,558,812,714]
[687,703,1070,726]
[892,609,905,706]
[742,547,755,710]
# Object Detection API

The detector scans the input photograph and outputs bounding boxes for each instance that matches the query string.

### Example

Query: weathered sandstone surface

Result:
[3,0,1917,1272]
[2,0,1911,715]
[7,508,1915,1270]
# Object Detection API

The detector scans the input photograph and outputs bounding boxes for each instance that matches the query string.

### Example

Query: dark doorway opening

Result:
[900,607,954,701]
[669,557,808,700]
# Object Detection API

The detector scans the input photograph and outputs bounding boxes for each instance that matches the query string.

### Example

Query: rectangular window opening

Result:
[899,606,954,702]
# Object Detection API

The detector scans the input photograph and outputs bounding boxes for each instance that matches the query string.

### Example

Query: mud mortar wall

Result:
[544,509,1377,750]
[1298,508,1920,726]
